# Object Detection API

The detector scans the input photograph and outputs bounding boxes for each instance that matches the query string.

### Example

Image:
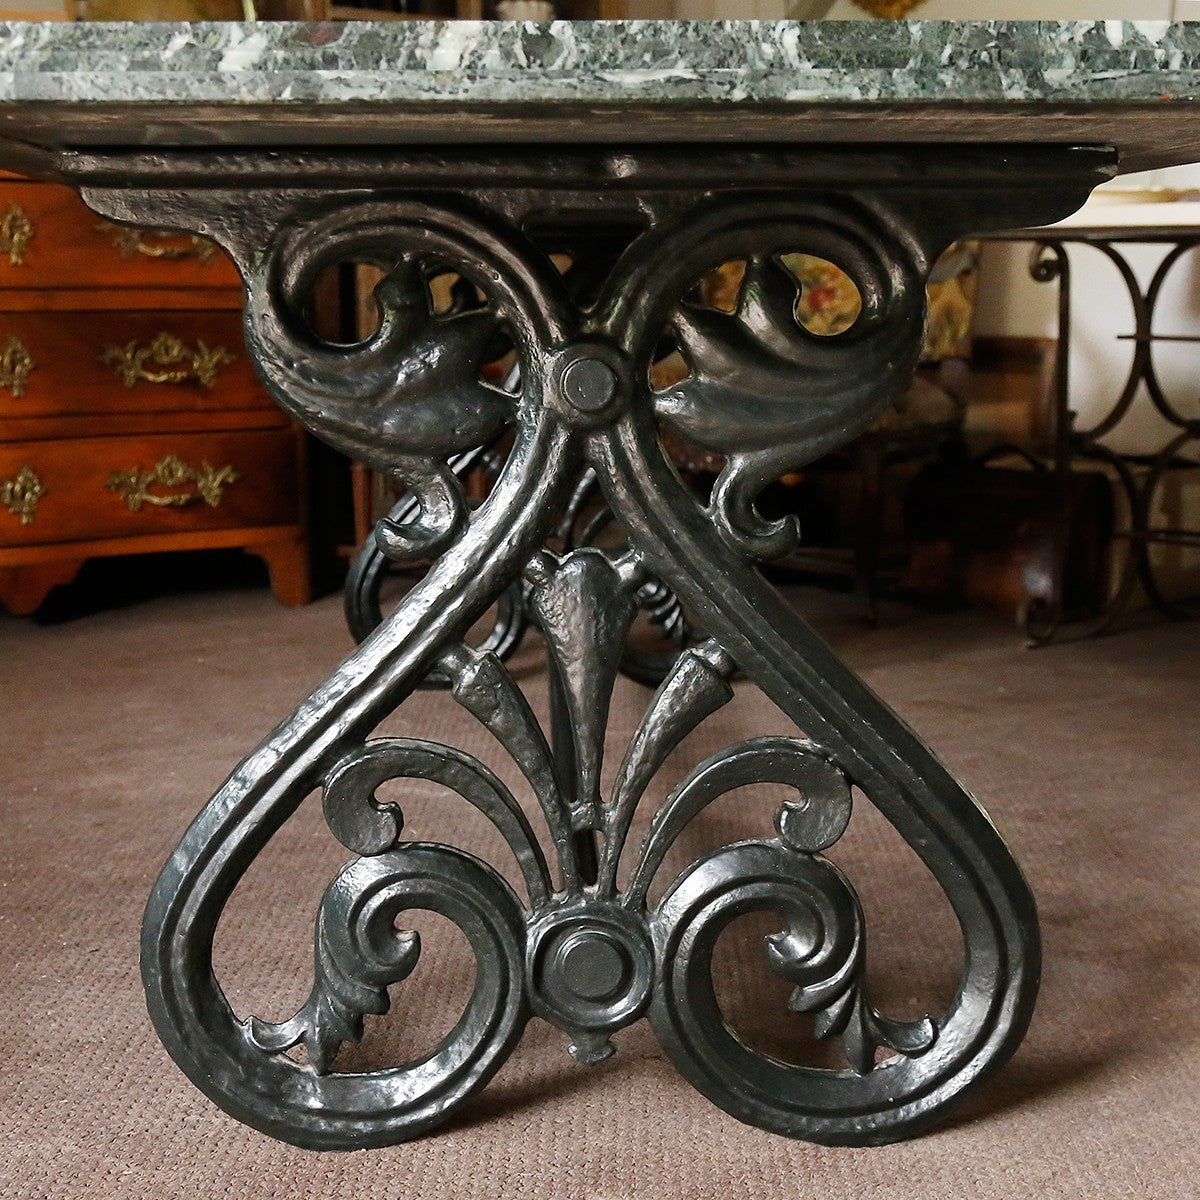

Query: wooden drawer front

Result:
[0,429,299,546]
[0,311,268,419]
[0,182,240,290]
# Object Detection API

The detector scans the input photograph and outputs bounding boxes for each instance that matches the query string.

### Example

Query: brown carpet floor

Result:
[2,586,1198,1199]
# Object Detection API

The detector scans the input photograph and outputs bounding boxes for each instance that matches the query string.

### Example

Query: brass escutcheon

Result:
[100,331,236,390]
[0,203,32,267]
[0,336,34,398]
[1,465,45,525]
[107,454,239,513]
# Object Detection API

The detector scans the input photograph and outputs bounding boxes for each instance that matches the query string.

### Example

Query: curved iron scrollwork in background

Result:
[1017,232,1200,642]
[76,145,1112,1150]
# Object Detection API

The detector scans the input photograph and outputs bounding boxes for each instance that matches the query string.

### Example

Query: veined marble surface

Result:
[0,20,1199,105]
[2,21,1200,173]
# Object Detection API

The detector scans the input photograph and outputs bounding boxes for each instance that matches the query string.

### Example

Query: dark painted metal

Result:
[343,441,529,683]
[342,249,689,687]
[344,448,688,688]
[74,144,1112,1149]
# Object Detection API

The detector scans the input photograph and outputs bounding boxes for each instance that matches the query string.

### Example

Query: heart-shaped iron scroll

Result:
[77,157,1098,1149]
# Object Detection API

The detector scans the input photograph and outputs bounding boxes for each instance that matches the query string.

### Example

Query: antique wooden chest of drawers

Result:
[0,173,309,614]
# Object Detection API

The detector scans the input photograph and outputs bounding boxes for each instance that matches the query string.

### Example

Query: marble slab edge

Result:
[2,21,1200,106]
[1,21,1200,175]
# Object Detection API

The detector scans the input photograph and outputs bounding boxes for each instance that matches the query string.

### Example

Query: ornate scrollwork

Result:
[89,160,1075,1151]
[246,843,528,1126]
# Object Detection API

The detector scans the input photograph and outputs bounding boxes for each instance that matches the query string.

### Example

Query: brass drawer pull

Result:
[100,331,236,390]
[101,224,218,264]
[107,454,239,513]
[0,203,32,266]
[1,465,45,525]
[0,336,34,397]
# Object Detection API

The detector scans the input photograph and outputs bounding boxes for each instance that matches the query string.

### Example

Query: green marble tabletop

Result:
[1,20,1199,174]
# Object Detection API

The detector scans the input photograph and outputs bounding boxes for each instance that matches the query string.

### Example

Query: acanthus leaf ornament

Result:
[247,854,424,1075]
[639,203,928,560]
[74,144,1110,1151]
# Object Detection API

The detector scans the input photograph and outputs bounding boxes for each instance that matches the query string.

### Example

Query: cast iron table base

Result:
[71,142,1113,1148]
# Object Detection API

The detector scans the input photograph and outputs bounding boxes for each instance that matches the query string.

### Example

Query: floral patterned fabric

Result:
[787,242,979,362]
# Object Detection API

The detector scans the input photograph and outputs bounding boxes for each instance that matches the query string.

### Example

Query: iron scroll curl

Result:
[581,197,1038,1142]
[134,196,582,1148]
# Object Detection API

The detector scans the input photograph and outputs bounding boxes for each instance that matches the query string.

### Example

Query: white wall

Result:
[673,2,1189,29]
[674,1,1193,24]
[670,0,1189,17]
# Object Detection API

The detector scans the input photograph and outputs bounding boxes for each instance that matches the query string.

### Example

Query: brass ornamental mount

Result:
[1,464,45,525]
[100,331,236,390]
[0,335,34,398]
[107,454,239,512]
[0,202,31,267]
[100,224,219,263]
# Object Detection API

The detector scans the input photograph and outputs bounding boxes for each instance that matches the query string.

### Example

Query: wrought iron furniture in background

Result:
[987,225,1200,642]
[6,15,1200,1155]
[0,172,310,614]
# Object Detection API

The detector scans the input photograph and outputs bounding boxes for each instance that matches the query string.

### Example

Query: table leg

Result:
[76,146,1109,1148]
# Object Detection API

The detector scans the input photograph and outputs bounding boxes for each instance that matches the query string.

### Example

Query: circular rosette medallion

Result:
[526,903,655,1065]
